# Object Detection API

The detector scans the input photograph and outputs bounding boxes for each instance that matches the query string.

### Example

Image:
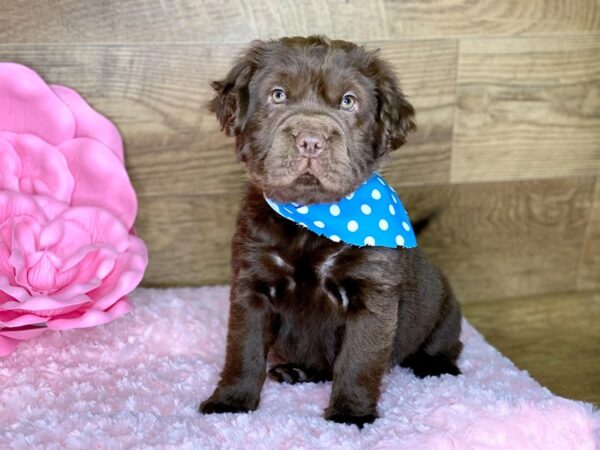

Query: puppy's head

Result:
[210,36,415,204]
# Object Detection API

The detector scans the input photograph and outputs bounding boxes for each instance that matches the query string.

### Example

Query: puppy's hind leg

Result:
[403,279,463,378]
[401,345,462,378]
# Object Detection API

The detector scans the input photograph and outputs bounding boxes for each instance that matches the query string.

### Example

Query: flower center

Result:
[27,252,59,294]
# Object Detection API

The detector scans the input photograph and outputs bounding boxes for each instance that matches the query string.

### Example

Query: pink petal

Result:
[47,296,132,330]
[40,216,91,261]
[59,138,137,229]
[0,63,75,145]
[0,325,47,356]
[31,195,69,221]
[0,324,47,340]
[0,132,74,203]
[0,135,22,192]
[0,191,47,226]
[0,334,19,356]
[51,245,117,300]
[10,216,41,291]
[26,253,59,294]
[0,242,16,286]
[51,85,124,162]
[60,243,113,273]
[0,276,31,303]
[0,293,92,314]
[87,236,148,311]
[0,309,47,327]
[57,207,131,253]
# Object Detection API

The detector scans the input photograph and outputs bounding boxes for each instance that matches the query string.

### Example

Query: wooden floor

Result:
[462,290,600,406]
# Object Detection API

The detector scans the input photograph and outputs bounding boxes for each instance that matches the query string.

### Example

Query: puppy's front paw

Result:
[199,389,259,415]
[325,408,377,428]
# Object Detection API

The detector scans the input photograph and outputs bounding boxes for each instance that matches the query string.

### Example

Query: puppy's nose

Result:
[295,132,325,158]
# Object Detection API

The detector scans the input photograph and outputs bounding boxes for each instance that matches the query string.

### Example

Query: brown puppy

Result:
[199,36,463,428]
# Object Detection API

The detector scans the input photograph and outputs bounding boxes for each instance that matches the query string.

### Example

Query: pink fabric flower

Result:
[0,63,136,229]
[0,63,148,356]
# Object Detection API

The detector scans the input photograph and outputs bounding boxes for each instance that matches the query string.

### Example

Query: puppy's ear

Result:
[209,41,266,137]
[370,54,416,154]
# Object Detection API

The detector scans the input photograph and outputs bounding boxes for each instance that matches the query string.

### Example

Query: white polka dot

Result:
[360,204,371,215]
[346,193,354,200]
[329,205,340,216]
[299,222,307,228]
[330,235,341,242]
[314,220,325,229]
[371,189,381,200]
[379,219,389,231]
[284,207,293,214]
[297,206,309,214]
[392,195,398,204]
[389,205,396,216]
[395,235,405,246]
[347,220,359,232]
[402,221,411,231]
[364,236,376,246]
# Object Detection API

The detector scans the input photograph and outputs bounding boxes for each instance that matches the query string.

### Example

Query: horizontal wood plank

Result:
[385,0,600,37]
[137,177,596,305]
[578,177,600,290]
[0,40,456,196]
[463,290,600,405]
[451,34,600,183]
[250,0,389,41]
[136,194,238,286]
[0,0,257,43]
[0,0,388,43]
[374,40,457,187]
[4,1,599,43]
[400,177,596,302]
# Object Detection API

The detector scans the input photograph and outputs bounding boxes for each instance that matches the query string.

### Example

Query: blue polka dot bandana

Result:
[265,173,417,248]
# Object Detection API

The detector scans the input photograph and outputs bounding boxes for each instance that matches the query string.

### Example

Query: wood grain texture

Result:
[385,0,600,37]
[578,177,600,290]
[0,0,257,43]
[403,176,596,303]
[451,34,600,183]
[0,0,388,43]
[0,43,246,196]
[138,177,595,306]
[1,1,598,303]
[373,39,457,187]
[136,194,238,286]
[0,39,456,195]
[250,0,388,41]
[463,290,600,405]
[3,0,599,43]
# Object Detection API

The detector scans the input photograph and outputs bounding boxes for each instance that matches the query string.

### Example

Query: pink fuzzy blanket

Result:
[1,287,598,449]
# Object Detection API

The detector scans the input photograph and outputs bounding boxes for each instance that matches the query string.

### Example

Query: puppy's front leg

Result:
[325,293,398,428]
[200,280,275,414]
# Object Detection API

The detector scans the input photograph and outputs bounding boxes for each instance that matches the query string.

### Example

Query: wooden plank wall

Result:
[1,1,598,303]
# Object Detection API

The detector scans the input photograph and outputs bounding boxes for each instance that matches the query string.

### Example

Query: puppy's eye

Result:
[340,94,357,111]
[271,88,287,104]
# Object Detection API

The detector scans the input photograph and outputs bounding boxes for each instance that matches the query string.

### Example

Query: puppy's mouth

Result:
[295,158,324,178]
[295,171,321,186]
[262,161,348,204]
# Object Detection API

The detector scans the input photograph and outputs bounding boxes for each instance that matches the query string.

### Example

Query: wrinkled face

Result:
[210,37,415,204]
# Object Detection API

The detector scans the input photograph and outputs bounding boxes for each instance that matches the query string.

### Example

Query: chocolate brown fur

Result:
[200,36,462,428]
